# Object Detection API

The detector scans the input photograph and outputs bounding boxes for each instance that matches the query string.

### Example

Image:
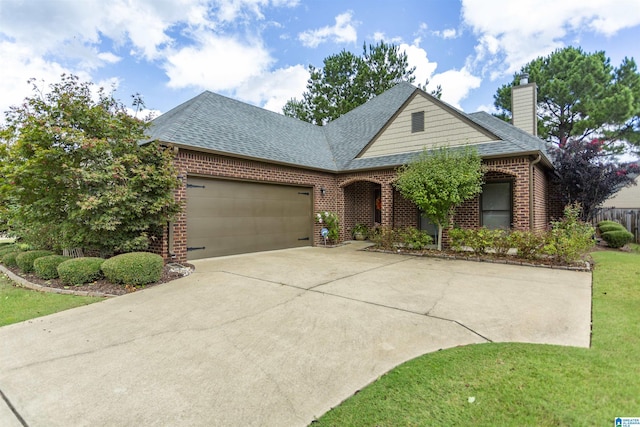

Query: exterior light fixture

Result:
[320,187,326,196]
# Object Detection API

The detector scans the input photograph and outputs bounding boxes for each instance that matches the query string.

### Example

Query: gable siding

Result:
[359,93,497,158]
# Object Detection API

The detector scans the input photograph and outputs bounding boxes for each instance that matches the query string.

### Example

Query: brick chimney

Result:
[511,73,537,136]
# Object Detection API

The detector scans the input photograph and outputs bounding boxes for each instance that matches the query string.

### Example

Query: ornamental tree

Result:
[551,138,639,221]
[394,146,484,250]
[0,74,180,255]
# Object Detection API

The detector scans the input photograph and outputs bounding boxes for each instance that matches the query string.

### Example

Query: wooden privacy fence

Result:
[592,208,640,243]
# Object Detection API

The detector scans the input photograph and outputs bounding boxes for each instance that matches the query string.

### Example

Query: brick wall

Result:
[533,164,549,230]
[152,149,551,261]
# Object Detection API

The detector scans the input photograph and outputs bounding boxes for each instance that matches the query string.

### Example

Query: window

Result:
[419,214,438,246]
[411,111,425,133]
[481,182,512,229]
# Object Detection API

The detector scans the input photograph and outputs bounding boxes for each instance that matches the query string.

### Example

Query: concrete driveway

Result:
[0,242,591,427]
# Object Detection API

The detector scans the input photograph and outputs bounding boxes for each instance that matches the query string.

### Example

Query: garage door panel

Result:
[186,177,313,260]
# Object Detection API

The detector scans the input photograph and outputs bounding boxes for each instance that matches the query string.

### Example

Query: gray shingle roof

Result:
[147,82,552,172]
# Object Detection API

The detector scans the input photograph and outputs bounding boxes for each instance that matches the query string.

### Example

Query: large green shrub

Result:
[33,255,71,280]
[15,250,54,273]
[101,252,164,286]
[57,257,105,285]
[398,227,433,250]
[601,230,634,248]
[1,251,21,267]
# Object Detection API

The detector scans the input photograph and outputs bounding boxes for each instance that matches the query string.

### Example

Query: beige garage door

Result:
[186,177,313,260]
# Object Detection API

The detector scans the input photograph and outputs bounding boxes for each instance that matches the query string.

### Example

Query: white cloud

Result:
[462,0,640,78]
[298,11,358,48]
[235,64,309,112]
[429,67,481,110]
[433,28,458,39]
[400,42,438,87]
[163,33,274,91]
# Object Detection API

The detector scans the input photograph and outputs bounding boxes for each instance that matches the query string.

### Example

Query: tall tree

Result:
[284,41,428,125]
[494,46,640,152]
[394,146,484,250]
[0,74,180,254]
[551,138,638,221]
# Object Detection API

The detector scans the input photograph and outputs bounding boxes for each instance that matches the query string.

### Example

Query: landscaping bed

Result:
[1,262,193,296]
[365,245,594,271]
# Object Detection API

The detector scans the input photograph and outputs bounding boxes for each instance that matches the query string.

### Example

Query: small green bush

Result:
[0,242,13,248]
[488,229,511,256]
[101,252,164,286]
[33,255,71,279]
[544,203,595,263]
[15,250,55,273]
[398,227,433,250]
[1,251,21,267]
[0,245,19,258]
[370,226,401,251]
[509,230,546,259]
[57,257,105,285]
[461,228,494,255]
[447,228,467,251]
[598,223,626,233]
[601,230,634,248]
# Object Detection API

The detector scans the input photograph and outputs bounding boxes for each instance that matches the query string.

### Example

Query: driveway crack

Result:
[1,387,29,426]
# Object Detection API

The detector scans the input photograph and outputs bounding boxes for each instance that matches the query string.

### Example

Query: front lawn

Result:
[0,274,104,327]
[314,250,640,426]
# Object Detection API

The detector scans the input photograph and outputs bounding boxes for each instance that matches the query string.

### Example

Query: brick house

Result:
[147,81,554,262]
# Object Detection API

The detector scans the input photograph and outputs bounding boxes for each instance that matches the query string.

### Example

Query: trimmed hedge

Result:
[598,220,623,228]
[0,245,19,258]
[15,250,55,273]
[601,230,634,248]
[598,223,626,233]
[101,252,164,286]
[33,255,71,280]
[57,257,105,285]
[1,251,21,267]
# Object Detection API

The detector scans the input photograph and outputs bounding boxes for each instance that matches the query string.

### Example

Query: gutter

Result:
[529,153,542,230]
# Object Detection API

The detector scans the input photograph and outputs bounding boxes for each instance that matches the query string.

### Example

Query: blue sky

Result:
[1,0,640,120]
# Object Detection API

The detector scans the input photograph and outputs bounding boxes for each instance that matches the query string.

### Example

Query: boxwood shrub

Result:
[601,230,635,248]
[598,222,626,233]
[33,255,71,280]
[57,257,105,285]
[1,251,21,267]
[0,245,19,258]
[101,252,164,286]
[15,250,54,273]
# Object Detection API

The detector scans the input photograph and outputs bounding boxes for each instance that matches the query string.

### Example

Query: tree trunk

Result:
[437,225,443,251]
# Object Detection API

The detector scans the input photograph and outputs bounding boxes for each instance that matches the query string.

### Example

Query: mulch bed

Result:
[364,246,598,271]
[3,263,194,296]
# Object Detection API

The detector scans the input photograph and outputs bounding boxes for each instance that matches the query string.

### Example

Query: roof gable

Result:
[358,90,499,159]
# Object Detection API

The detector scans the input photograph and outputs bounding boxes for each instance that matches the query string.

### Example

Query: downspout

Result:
[529,153,542,231]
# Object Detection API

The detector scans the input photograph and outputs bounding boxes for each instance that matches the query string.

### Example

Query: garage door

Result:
[186,177,313,260]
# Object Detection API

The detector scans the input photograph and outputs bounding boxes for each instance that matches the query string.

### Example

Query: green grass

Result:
[0,274,104,327]
[315,250,640,426]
